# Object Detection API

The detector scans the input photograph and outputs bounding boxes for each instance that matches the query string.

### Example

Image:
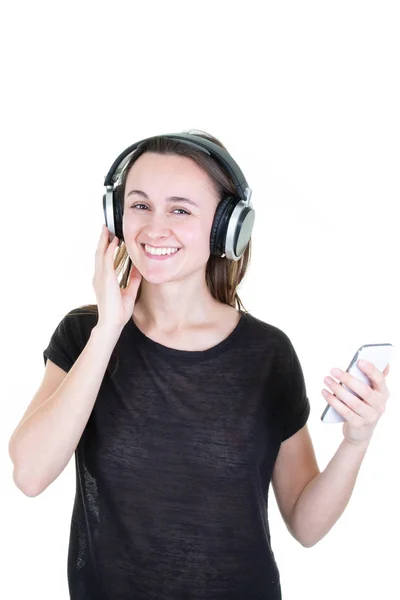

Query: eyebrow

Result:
[126,189,199,208]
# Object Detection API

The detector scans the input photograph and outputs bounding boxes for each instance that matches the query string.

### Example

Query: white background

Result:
[2,1,399,598]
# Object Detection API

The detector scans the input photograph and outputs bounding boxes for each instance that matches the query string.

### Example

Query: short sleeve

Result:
[281,339,311,442]
[43,310,85,373]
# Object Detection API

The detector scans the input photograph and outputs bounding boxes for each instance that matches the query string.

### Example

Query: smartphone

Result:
[321,343,394,423]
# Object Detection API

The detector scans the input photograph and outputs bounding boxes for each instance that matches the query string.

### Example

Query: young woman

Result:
[9,131,390,600]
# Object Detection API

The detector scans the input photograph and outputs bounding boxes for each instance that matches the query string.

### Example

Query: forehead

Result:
[124,152,216,198]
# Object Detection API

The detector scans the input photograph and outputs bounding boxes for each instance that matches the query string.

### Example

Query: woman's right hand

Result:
[92,224,142,330]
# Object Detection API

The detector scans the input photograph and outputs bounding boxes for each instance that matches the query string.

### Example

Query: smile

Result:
[141,244,181,260]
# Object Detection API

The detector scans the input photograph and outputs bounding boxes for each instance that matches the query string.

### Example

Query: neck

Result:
[133,278,223,333]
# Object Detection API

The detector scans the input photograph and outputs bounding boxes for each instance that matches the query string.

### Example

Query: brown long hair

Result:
[69,130,253,374]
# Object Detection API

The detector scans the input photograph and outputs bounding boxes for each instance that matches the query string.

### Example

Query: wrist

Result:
[92,323,123,343]
[342,437,371,453]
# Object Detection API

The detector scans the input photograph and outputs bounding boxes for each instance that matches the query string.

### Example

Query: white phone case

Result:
[321,343,394,423]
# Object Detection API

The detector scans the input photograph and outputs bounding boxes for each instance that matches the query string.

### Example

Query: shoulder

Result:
[244,311,294,355]
[43,305,99,373]
[66,304,99,319]
[63,304,98,326]
[51,304,99,346]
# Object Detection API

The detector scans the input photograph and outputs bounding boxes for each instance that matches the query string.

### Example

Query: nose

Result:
[143,211,172,241]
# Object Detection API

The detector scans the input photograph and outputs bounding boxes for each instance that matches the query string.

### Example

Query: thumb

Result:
[125,264,142,297]
[383,363,390,377]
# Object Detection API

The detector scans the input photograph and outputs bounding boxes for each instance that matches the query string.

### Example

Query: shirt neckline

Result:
[127,309,248,360]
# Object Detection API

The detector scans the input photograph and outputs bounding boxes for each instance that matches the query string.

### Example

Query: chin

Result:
[140,265,203,286]
[141,275,183,288]
[137,264,179,283]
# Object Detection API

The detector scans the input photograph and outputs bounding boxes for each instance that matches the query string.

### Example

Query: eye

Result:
[172,208,190,215]
[130,203,190,215]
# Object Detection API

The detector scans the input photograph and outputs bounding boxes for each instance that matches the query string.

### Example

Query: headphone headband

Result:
[103,132,252,206]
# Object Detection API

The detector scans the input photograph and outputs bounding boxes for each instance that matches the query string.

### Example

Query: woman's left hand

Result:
[322,360,391,448]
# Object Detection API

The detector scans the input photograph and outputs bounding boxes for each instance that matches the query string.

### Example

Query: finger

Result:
[126,264,142,291]
[329,366,375,403]
[106,235,119,267]
[95,226,115,276]
[95,225,108,275]
[322,385,366,424]
[324,377,372,416]
[107,233,118,250]
[383,363,390,377]
[357,359,386,390]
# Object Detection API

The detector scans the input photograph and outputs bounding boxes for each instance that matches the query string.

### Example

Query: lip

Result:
[141,244,181,260]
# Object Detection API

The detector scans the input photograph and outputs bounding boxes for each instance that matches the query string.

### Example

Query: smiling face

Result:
[122,152,221,285]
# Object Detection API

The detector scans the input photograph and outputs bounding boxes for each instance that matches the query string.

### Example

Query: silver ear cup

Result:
[103,186,116,241]
[224,203,255,261]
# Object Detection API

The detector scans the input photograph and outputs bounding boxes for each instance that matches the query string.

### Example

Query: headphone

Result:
[103,132,255,261]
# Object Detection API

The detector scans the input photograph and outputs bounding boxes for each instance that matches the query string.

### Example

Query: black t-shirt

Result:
[43,307,310,600]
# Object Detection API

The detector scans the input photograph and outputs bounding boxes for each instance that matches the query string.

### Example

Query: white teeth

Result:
[144,244,180,256]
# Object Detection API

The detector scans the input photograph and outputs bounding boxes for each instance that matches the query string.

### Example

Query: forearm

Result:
[291,438,370,548]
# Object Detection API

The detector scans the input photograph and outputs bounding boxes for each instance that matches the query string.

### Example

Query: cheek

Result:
[122,217,139,236]
[181,222,211,248]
